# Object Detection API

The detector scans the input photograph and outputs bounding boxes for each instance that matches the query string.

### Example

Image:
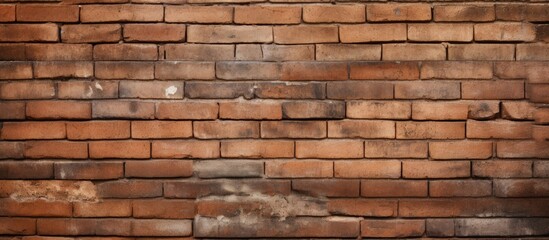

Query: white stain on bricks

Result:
[3,180,98,202]
[165,85,178,97]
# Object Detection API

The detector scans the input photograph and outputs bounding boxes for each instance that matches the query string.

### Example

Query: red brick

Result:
[0,5,15,22]
[328,199,397,217]
[25,44,92,61]
[34,61,93,79]
[165,44,234,61]
[0,218,35,235]
[274,26,338,44]
[37,218,130,236]
[152,140,219,159]
[529,84,549,103]
[316,44,380,61]
[133,200,195,219]
[1,122,65,140]
[395,81,460,100]
[0,62,32,79]
[26,101,91,119]
[17,5,79,22]
[534,161,549,177]
[340,24,406,42]
[282,101,345,119]
[430,180,492,197]
[403,161,470,179]
[221,140,293,158]
[494,179,549,197]
[0,161,53,179]
[219,101,281,120]
[131,219,192,236]
[347,101,411,119]
[266,160,333,178]
[396,121,465,139]
[434,4,495,22]
[297,140,363,159]
[156,101,217,120]
[304,4,365,23]
[120,81,183,99]
[61,24,121,43]
[430,141,492,160]
[408,24,473,42]
[474,160,532,178]
[58,80,118,99]
[126,160,192,178]
[235,5,301,24]
[93,101,155,119]
[0,199,72,217]
[0,102,24,120]
[467,120,532,139]
[383,44,446,61]
[412,101,468,120]
[216,61,280,80]
[124,24,185,42]
[367,4,431,21]
[195,160,263,178]
[155,61,215,80]
[1,81,55,100]
[95,61,154,79]
[281,62,348,81]
[361,220,425,238]
[131,121,191,139]
[0,24,58,42]
[496,4,549,22]
[365,140,427,158]
[81,4,163,22]
[54,162,123,180]
[89,141,150,159]
[67,121,129,140]
[164,180,291,198]
[24,141,87,159]
[327,82,393,100]
[74,200,132,217]
[449,44,515,60]
[194,121,259,139]
[261,121,326,138]
[334,160,401,178]
[328,120,395,138]
[97,180,162,198]
[421,61,493,79]
[94,44,157,60]
[475,22,536,42]
[165,6,233,23]
[497,141,549,158]
[188,25,272,43]
[293,179,359,197]
[361,180,427,197]
[462,81,524,100]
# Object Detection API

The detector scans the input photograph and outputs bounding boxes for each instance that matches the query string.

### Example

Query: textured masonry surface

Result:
[0,0,549,239]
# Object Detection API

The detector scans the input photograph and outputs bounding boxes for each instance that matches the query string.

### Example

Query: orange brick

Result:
[221,140,293,158]
[361,220,425,238]
[274,26,338,44]
[124,24,185,42]
[1,122,65,140]
[156,102,218,119]
[350,62,419,80]
[89,141,150,159]
[37,218,130,235]
[412,101,468,120]
[533,125,549,141]
[395,81,460,100]
[430,180,492,197]
[74,200,132,217]
[26,101,91,119]
[219,101,281,120]
[474,160,532,178]
[396,121,465,139]
[434,5,495,22]
[81,4,163,22]
[33,61,93,79]
[303,4,365,23]
[17,5,79,22]
[517,43,549,61]
[235,6,301,24]
[165,44,234,61]
[0,218,35,235]
[334,160,401,178]
[347,101,411,119]
[462,81,524,100]
[132,121,192,139]
[496,4,549,22]
[408,24,473,42]
[475,22,536,42]
[188,25,272,43]
[529,84,549,103]
[328,120,395,138]
[152,140,220,159]
[281,62,348,81]
[95,61,154,79]
[0,24,58,42]
[403,161,470,178]
[421,61,493,79]
[296,140,363,159]
[92,101,155,119]
[534,161,549,177]
[328,199,397,216]
[365,141,427,158]
[54,162,123,180]
[266,160,333,178]
[0,81,55,100]
[327,82,393,100]
[449,44,515,60]
[125,160,193,178]
[367,4,431,21]
[282,101,345,119]
[467,120,532,139]
[0,199,72,217]
[61,24,121,43]
[94,44,158,60]
[261,121,326,138]
[294,179,359,197]
[340,24,406,42]
[216,62,280,80]
[133,199,195,219]
[58,80,118,99]
[383,44,446,61]
[535,108,549,124]
[165,6,233,23]
[120,81,183,99]
[194,121,259,139]
[25,141,88,159]
[316,44,380,61]
[67,121,129,140]
[0,102,25,120]
[430,141,492,160]
[25,44,92,61]
[155,61,215,80]
[361,180,427,197]
[255,82,324,99]
[0,5,15,22]
[469,101,501,120]
[497,141,549,158]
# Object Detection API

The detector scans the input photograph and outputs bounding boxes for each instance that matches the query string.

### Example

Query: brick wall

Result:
[0,0,548,238]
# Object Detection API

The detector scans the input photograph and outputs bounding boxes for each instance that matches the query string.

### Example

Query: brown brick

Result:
[58,80,118,99]
[434,4,495,22]
[165,44,234,60]
[383,44,446,61]
[164,180,290,198]
[155,61,215,80]
[235,5,301,24]
[81,4,163,22]
[0,43,25,60]
[255,82,325,99]
[529,84,549,103]
[426,219,455,237]
[347,101,411,119]
[329,120,395,138]
[533,125,549,141]
[132,121,191,139]
[421,61,493,79]
[537,24,549,42]
[74,200,132,217]
[0,24,58,42]
[120,81,183,99]
[0,142,24,159]
[462,81,524,100]
[497,141,549,158]
[97,180,162,198]
[449,44,515,60]
[430,180,492,197]
[0,81,55,100]
[125,160,192,178]
[221,140,293,158]
[262,44,315,61]
[535,108,549,124]
[350,62,419,80]
[467,120,532,139]
[475,22,536,42]
[0,161,53,179]
[474,160,532,178]
[403,161,470,179]
[0,102,25,120]
[37,218,130,236]
[165,6,233,23]
[496,4,549,22]
[430,141,492,160]
[296,140,363,159]
[304,4,365,23]
[293,179,359,197]
[468,101,500,120]
[274,26,338,44]
[195,160,263,178]
[185,82,253,99]
[534,161,549,177]
[367,4,431,21]
[152,140,219,159]
[1,122,65,140]
[92,101,155,119]
[156,102,218,120]
[281,62,348,81]
[365,141,427,158]
[54,162,123,180]
[261,121,326,138]
[395,81,460,100]
[494,61,548,80]
[25,44,92,61]
[361,220,425,238]
[26,101,91,119]
[61,24,121,43]
[95,61,154,79]
[517,43,549,60]
[283,101,345,119]
[17,5,79,22]
[328,199,397,217]
[0,5,15,22]
[412,101,468,120]
[235,44,262,60]
[188,25,273,43]
[316,44,380,61]
[0,218,35,235]
[24,141,88,159]
[33,61,93,79]
[266,160,333,178]
[494,179,549,197]
[396,121,465,139]
[0,62,32,79]
[67,121,129,140]
[327,82,393,100]
[131,219,192,236]
[0,199,71,217]
[133,199,195,219]
[361,180,427,197]
[216,62,280,80]
[340,24,407,42]
[89,141,150,159]
[124,24,185,42]
[455,218,549,237]
[220,101,281,120]
[94,44,157,60]
[334,160,401,178]
[408,24,473,42]
[194,121,259,139]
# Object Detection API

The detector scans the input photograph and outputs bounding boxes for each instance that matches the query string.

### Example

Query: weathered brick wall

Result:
[0,0,548,238]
